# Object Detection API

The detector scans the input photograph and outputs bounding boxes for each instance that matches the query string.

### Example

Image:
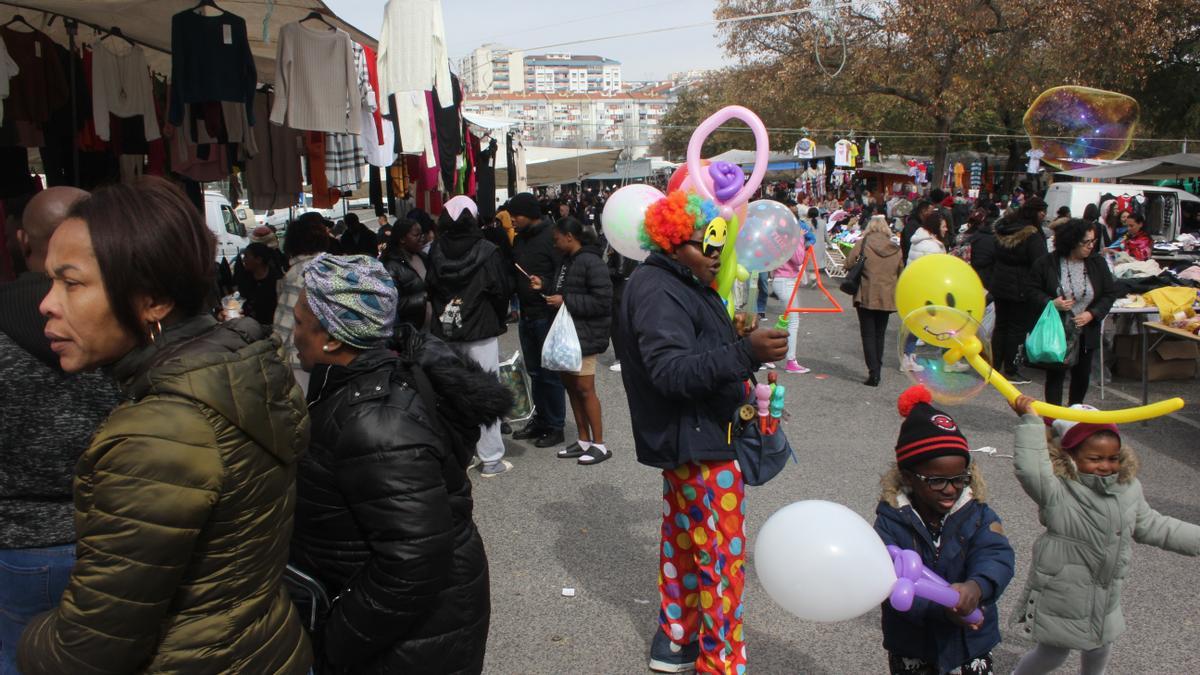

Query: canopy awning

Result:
[0,1,376,82]
[1057,153,1200,181]
[496,146,622,187]
[583,158,677,181]
[707,147,834,167]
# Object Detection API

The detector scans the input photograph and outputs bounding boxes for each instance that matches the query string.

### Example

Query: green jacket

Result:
[1011,415,1200,650]
[18,316,313,675]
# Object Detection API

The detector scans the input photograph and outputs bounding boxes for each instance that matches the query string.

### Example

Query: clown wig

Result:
[640,191,719,253]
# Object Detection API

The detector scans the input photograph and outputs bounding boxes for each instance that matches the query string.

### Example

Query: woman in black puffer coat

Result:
[530,217,613,465]
[989,197,1048,379]
[289,256,511,674]
[382,218,430,330]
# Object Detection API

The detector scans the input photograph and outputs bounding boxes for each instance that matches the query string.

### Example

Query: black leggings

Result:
[1044,346,1096,406]
[856,307,891,378]
[993,299,1036,374]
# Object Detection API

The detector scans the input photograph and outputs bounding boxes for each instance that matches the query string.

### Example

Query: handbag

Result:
[839,254,867,295]
[729,390,797,486]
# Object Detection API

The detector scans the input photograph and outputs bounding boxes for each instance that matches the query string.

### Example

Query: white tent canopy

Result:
[1057,153,1200,181]
[495,146,621,187]
[0,1,376,82]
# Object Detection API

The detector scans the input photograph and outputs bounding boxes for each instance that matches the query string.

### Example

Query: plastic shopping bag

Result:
[542,305,583,373]
[1024,302,1067,365]
[498,351,535,423]
[978,302,995,342]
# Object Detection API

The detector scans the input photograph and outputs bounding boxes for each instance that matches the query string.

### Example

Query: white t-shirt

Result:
[834,139,853,167]
[1026,149,1045,174]
[794,137,815,159]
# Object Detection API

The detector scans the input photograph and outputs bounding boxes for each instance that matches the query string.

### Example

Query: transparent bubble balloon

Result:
[898,305,993,405]
[735,200,803,273]
[1023,86,1140,170]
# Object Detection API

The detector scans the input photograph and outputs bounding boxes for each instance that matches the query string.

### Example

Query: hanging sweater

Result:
[168,9,257,125]
[378,0,453,164]
[270,22,361,134]
[91,43,160,142]
[0,37,18,122]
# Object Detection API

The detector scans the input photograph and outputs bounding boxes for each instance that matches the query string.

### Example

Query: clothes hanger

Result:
[100,26,135,48]
[2,14,37,32]
[191,0,227,15]
[299,11,335,30]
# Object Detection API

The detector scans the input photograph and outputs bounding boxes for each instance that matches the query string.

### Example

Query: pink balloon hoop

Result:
[686,106,769,211]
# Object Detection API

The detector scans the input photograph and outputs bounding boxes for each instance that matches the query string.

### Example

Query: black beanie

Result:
[508,193,542,220]
[895,386,970,469]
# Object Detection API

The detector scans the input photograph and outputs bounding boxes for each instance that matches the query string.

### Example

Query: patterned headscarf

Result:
[302,254,397,349]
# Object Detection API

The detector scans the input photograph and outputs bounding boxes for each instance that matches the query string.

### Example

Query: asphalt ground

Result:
[468,281,1200,675]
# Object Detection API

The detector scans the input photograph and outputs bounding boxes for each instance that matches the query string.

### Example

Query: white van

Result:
[204,191,250,262]
[1043,181,1200,241]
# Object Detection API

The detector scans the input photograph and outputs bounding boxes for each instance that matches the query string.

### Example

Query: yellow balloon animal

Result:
[896,254,1184,424]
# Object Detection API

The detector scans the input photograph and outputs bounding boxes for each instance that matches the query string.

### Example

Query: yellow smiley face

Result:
[704,217,728,250]
[895,254,987,348]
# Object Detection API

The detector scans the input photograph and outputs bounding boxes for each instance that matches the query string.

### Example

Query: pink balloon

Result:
[686,106,769,210]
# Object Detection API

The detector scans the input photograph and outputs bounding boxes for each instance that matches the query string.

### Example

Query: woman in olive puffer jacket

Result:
[19,177,311,675]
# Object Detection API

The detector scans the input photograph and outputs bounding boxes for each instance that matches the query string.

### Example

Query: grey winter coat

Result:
[1012,415,1200,650]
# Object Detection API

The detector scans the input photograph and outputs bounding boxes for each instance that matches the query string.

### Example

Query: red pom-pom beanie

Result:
[895,385,970,469]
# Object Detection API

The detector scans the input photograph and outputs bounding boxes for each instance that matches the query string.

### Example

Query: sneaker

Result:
[557,442,587,459]
[479,459,512,477]
[758,361,777,371]
[945,360,971,373]
[609,361,622,372]
[1006,370,1033,385]
[500,421,513,435]
[468,455,482,471]
[512,422,546,441]
[900,354,925,373]
[577,445,611,465]
[534,429,566,448]
[785,360,810,374]
[649,628,698,673]
[757,312,767,320]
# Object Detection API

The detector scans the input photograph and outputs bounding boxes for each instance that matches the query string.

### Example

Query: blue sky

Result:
[325,0,732,80]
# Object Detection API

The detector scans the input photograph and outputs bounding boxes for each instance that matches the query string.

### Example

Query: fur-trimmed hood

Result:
[994,222,1040,249]
[1047,429,1139,484]
[879,461,990,507]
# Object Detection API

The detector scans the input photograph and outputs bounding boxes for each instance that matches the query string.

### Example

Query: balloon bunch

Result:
[894,254,1185,424]
[600,106,806,319]
[754,500,984,624]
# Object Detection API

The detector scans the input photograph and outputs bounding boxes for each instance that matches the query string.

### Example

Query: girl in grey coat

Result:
[1009,397,1200,674]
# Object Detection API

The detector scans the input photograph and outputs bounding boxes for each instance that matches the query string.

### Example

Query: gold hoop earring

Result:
[148,320,163,344]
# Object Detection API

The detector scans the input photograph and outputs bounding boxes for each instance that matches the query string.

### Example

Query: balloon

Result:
[895,255,987,347]
[899,306,993,405]
[667,160,712,195]
[686,106,769,211]
[754,501,897,622]
[600,184,661,261]
[735,201,803,273]
[894,256,1186,422]
[713,214,742,319]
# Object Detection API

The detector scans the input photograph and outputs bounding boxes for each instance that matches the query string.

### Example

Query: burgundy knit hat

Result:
[895,385,970,469]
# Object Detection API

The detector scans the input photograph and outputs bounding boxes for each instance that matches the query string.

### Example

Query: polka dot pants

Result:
[658,460,747,675]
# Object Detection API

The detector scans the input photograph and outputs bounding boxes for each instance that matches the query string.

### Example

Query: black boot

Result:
[512,421,544,440]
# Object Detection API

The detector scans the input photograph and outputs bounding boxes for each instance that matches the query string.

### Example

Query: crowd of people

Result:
[0,174,1195,675]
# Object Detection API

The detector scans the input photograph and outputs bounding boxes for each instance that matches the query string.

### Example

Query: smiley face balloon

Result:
[894,253,1186,424]
[895,255,987,348]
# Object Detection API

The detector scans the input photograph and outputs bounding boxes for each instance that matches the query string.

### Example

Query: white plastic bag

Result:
[542,305,583,372]
[979,302,995,341]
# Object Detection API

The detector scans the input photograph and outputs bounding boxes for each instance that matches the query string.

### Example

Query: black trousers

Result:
[856,307,891,378]
[1044,346,1096,406]
[993,299,1036,373]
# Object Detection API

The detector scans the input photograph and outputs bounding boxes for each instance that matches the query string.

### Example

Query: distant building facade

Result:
[462,44,526,94]
[524,53,622,94]
[463,90,669,148]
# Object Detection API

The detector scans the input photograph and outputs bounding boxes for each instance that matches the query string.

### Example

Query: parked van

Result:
[204,191,250,262]
[1043,181,1200,241]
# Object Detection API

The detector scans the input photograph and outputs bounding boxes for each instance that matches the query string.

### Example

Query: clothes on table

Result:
[270,22,362,134]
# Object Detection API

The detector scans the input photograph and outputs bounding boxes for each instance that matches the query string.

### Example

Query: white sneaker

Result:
[900,354,926,373]
[609,362,622,372]
[945,360,971,373]
[758,361,777,371]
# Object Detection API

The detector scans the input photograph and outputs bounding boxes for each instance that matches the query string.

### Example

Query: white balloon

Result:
[600,184,662,262]
[753,500,898,622]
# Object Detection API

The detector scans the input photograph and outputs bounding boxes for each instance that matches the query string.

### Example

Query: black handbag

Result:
[729,392,796,486]
[1025,310,1082,371]
[839,254,867,296]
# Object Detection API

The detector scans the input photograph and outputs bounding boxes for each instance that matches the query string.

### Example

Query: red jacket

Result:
[1124,230,1153,261]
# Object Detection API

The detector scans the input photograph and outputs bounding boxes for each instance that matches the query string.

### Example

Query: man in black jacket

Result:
[617,222,786,673]
[0,188,119,673]
[508,193,567,447]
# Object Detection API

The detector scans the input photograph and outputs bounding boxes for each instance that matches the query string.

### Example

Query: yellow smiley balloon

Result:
[895,255,987,348]
[895,254,1185,424]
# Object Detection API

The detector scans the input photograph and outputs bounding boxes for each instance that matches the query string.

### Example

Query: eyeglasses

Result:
[680,239,723,259]
[909,472,972,491]
[1079,237,1097,247]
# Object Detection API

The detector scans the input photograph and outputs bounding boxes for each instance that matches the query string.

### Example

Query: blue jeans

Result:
[0,545,74,674]
[518,316,566,431]
[756,274,769,314]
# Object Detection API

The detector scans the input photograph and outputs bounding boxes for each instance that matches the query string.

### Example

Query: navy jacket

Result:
[874,474,1015,674]
[616,253,758,469]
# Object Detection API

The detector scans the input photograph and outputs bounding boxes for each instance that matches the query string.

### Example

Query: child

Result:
[1009,397,1200,674]
[875,386,1016,675]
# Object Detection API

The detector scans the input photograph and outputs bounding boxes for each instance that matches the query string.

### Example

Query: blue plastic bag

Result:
[1025,301,1067,365]
[542,305,583,372]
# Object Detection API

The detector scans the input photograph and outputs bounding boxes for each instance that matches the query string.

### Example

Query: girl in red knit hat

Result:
[874,385,1016,675]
